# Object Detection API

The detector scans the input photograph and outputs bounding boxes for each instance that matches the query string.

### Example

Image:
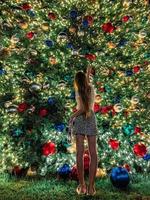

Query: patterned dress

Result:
[72,84,98,136]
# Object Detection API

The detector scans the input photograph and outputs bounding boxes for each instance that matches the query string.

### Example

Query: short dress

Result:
[72,84,98,136]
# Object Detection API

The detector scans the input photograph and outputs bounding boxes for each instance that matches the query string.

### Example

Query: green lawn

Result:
[0,173,150,200]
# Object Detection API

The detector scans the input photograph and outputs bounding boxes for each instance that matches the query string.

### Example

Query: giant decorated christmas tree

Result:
[0,0,150,178]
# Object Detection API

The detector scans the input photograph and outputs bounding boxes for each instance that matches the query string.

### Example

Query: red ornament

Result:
[123,164,130,172]
[26,31,34,39]
[48,12,57,20]
[84,152,90,170]
[70,165,78,180]
[94,103,100,113]
[134,126,142,134]
[85,15,94,26]
[85,54,96,61]
[12,166,22,175]
[122,16,130,22]
[100,106,109,114]
[42,141,56,156]
[101,22,116,33]
[133,66,140,73]
[17,102,28,112]
[133,143,147,157]
[98,87,105,92]
[73,107,78,113]
[109,138,120,150]
[21,3,32,11]
[39,108,48,117]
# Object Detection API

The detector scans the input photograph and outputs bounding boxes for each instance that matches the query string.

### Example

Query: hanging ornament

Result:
[134,126,142,134]
[109,138,120,150]
[82,19,89,28]
[19,21,28,29]
[125,69,133,76]
[85,15,94,26]
[139,29,147,38]
[54,123,65,132]
[69,27,76,33]
[27,9,35,17]
[58,80,67,90]
[143,154,150,161]
[131,96,139,104]
[85,53,96,61]
[94,103,100,113]
[101,22,116,33]
[21,3,32,11]
[41,23,49,31]
[122,15,130,22]
[107,42,116,49]
[49,56,57,65]
[26,31,35,40]
[133,143,147,157]
[113,103,123,113]
[29,83,42,92]
[57,32,68,43]
[30,49,38,56]
[42,141,56,156]
[39,108,48,117]
[48,12,57,20]
[133,65,140,73]
[48,97,56,106]
[6,105,18,113]
[70,10,78,19]
[77,30,85,37]
[110,167,130,188]
[95,94,102,104]
[17,102,29,112]
[45,39,54,47]
[122,124,134,136]
[10,35,20,44]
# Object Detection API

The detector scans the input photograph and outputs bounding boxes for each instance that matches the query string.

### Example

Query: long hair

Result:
[74,71,91,118]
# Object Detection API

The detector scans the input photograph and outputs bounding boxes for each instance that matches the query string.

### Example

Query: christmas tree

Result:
[0,0,150,177]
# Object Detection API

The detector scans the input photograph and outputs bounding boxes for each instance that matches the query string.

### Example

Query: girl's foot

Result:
[76,183,87,195]
[87,185,96,196]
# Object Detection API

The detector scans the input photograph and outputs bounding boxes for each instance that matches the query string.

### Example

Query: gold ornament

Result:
[69,27,76,33]
[41,23,49,31]
[95,94,102,104]
[101,68,110,76]
[131,96,139,104]
[49,56,57,65]
[19,21,28,29]
[67,141,76,153]
[107,42,116,49]
[113,103,123,113]
[96,168,107,177]
[27,167,37,177]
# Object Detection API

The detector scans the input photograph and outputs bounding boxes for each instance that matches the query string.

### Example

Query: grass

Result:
[0,173,150,200]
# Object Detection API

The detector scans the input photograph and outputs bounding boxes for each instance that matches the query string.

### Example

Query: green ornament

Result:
[122,124,134,136]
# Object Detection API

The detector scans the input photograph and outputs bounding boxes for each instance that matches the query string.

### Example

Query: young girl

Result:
[69,66,98,196]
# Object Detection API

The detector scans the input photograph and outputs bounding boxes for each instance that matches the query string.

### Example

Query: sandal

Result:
[76,183,87,195]
[86,185,96,196]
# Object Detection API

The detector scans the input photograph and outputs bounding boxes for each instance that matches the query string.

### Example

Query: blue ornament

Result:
[118,38,127,47]
[144,53,150,58]
[122,124,134,136]
[0,69,6,75]
[125,69,133,76]
[82,19,89,28]
[114,96,121,103]
[54,123,65,132]
[110,167,130,188]
[57,164,71,177]
[70,10,78,19]
[143,154,150,161]
[48,97,55,106]
[66,43,73,49]
[45,39,54,47]
[11,128,23,137]
[27,9,35,17]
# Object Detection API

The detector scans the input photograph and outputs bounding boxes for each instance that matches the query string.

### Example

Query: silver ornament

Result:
[7,105,18,113]
[29,83,42,92]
